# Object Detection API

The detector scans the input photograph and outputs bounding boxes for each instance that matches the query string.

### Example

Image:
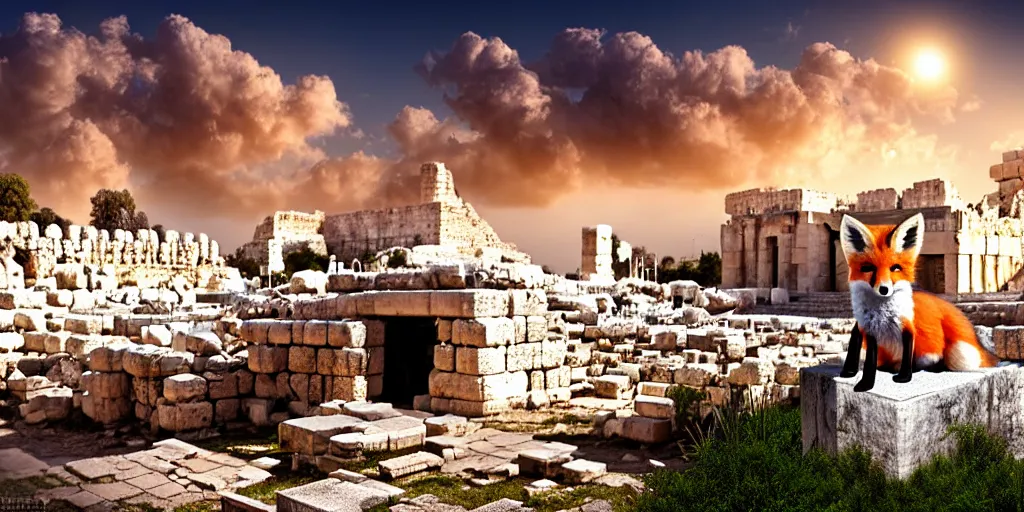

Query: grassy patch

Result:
[236,466,322,505]
[172,502,218,512]
[337,447,421,475]
[524,484,637,511]
[192,427,281,459]
[634,404,1024,512]
[0,476,65,497]
[540,414,591,426]
[395,474,635,512]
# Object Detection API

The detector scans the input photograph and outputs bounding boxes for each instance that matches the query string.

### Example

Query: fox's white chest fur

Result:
[849,281,915,362]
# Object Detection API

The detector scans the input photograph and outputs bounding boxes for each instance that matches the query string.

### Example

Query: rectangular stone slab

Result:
[276,478,388,512]
[800,364,1024,479]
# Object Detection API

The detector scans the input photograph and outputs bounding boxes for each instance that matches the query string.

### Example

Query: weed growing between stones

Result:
[385,474,637,512]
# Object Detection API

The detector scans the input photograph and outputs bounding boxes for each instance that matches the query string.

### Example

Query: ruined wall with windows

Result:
[721,170,1024,294]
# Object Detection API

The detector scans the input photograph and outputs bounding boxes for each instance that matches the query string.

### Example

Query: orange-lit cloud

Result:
[0,14,978,245]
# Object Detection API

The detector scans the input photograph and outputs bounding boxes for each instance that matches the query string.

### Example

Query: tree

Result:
[152,224,166,244]
[656,251,722,287]
[283,247,330,277]
[660,256,676,269]
[30,207,70,234]
[90,189,150,233]
[0,174,38,222]
[224,247,260,279]
[696,251,722,286]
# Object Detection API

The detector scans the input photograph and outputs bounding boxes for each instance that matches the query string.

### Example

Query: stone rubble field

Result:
[3,248,1024,511]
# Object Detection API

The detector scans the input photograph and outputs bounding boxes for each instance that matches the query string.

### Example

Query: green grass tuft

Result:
[396,474,635,512]
[540,413,591,426]
[635,405,1024,512]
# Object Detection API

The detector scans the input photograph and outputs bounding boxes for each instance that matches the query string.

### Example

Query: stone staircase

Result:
[751,290,1024,321]
[751,292,855,318]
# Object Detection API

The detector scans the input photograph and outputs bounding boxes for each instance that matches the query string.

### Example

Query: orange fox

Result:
[838,213,999,392]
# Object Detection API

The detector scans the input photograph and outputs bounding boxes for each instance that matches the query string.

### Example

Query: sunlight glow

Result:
[913,49,946,81]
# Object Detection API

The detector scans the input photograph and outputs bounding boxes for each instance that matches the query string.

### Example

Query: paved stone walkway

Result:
[1,438,273,510]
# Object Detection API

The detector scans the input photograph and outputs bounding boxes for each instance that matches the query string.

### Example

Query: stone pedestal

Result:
[801,364,1024,479]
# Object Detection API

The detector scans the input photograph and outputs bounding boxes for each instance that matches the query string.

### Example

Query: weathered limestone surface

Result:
[801,365,1024,479]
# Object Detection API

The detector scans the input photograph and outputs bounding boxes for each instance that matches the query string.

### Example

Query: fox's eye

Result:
[891,264,902,272]
[859,263,876,273]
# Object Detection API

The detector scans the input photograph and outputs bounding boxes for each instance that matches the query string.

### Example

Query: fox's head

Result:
[839,213,924,298]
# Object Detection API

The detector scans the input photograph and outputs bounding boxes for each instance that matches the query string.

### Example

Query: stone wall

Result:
[856,188,899,212]
[721,172,1024,294]
[243,211,328,271]
[324,204,442,262]
[901,179,964,211]
[580,225,613,282]
[241,162,530,268]
[0,220,225,291]
[437,200,529,263]
[724,188,840,217]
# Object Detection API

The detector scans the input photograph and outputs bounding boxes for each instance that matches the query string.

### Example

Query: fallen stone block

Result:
[219,491,276,512]
[378,451,444,479]
[727,357,775,386]
[621,417,672,444]
[164,373,208,403]
[424,414,476,437]
[801,364,1024,479]
[277,478,389,512]
[331,431,390,455]
[342,402,401,421]
[634,395,675,420]
[560,459,607,484]
[593,375,633,400]
[280,415,367,456]
[517,448,574,478]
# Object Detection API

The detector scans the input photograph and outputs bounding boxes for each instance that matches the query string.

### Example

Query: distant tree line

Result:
[657,251,722,287]
[0,172,158,238]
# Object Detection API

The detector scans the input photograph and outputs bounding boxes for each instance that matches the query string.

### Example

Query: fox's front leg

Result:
[840,324,863,378]
[893,329,915,383]
[854,334,878,392]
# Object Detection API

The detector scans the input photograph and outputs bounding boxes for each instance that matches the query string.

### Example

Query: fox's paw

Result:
[839,368,858,378]
[853,380,874,392]
[892,374,912,384]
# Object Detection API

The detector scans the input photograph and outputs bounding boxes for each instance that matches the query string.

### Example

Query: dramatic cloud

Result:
[401,30,965,205]
[0,12,348,221]
[0,14,972,243]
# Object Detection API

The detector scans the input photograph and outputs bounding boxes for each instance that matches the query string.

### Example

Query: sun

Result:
[913,49,946,81]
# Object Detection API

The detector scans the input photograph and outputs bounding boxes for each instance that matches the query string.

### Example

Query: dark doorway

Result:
[767,237,779,288]
[916,255,946,293]
[824,224,841,292]
[379,317,438,407]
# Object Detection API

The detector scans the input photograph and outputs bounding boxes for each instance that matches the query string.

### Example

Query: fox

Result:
[837,212,999,392]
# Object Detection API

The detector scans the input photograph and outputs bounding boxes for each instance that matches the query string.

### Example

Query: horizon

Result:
[0,0,1021,272]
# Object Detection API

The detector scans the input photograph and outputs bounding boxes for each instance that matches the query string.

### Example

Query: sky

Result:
[0,0,1022,272]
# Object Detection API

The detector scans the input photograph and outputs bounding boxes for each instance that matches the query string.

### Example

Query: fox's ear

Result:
[840,215,873,259]
[890,213,924,258]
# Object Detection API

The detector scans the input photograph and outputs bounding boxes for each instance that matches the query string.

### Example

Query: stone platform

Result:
[801,364,1024,479]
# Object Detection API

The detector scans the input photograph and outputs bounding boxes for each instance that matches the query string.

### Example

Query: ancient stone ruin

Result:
[722,152,1024,296]
[242,163,531,275]
[1,158,1023,510]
